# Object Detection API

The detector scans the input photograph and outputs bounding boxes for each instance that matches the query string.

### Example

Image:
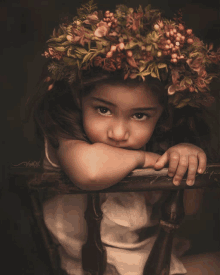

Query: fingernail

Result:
[173,180,179,186]
[198,169,203,174]
[187,180,194,186]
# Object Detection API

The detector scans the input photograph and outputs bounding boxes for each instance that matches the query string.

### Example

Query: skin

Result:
[80,83,207,185]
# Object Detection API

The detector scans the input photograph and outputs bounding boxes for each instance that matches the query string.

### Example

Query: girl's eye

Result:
[96,106,111,116]
[133,113,150,120]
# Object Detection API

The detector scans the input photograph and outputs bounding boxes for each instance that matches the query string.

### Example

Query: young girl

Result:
[26,2,220,274]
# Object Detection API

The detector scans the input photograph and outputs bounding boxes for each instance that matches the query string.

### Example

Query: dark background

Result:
[1,0,220,274]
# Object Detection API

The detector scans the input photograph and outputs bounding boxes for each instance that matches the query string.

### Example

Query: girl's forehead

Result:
[90,83,160,106]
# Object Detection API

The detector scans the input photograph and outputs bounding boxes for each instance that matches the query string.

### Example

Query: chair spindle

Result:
[143,189,185,275]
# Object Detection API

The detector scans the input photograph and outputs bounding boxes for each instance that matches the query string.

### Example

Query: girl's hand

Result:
[143,152,161,168]
[153,143,207,186]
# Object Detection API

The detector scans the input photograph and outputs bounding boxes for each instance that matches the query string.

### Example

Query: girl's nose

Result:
[108,121,129,142]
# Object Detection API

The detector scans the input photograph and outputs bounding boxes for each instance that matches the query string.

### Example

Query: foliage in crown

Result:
[43,0,220,108]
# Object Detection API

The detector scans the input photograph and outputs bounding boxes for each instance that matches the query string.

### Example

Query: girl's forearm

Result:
[57,140,145,191]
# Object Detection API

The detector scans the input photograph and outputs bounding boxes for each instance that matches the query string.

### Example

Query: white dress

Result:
[42,138,188,275]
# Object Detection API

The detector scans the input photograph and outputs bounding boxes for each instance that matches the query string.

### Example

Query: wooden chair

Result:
[7,163,220,275]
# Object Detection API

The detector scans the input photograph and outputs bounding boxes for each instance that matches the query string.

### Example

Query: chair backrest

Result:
[7,163,220,275]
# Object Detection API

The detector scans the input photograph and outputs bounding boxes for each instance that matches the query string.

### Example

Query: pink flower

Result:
[94,21,109,37]
[48,48,64,60]
[84,12,99,25]
[168,83,186,95]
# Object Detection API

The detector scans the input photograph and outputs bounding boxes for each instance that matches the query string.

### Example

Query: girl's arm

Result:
[56,138,159,191]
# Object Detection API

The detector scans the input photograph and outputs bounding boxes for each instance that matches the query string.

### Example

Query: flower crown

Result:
[43,0,220,108]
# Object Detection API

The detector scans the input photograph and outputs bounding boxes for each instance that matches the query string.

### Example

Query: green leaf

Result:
[151,72,157,78]
[63,57,77,65]
[146,45,152,51]
[82,51,94,64]
[47,34,67,43]
[157,63,168,71]
[54,46,67,52]
[75,47,88,55]
[185,78,193,85]
[141,70,151,76]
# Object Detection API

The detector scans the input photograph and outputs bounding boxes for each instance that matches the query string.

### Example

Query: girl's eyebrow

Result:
[91,96,158,111]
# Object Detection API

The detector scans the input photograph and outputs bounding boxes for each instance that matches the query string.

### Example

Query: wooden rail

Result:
[7,163,220,275]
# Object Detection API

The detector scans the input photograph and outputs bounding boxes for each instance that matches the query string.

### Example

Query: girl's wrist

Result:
[137,150,145,168]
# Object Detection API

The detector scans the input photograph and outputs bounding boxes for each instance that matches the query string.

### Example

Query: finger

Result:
[186,155,198,186]
[197,151,207,174]
[168,151,180,178]
[173,155,188,186]
[154,151,169,169]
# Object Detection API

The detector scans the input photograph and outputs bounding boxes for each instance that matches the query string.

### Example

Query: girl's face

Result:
[81,83,163,150]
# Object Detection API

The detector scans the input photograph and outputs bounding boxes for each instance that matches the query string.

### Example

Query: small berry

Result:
[173,28,177,33]
[177,32,181,37]
[108,22,112,27]
[170,30,174,36]
[172,58,177,63]
[154,24,160,31]
[106,51,113,58]
[170,43,174,49]
[176,37,181,42]
[171,53,177,59]
[189,86,195,92]
[165,44,170,49]
[187,38,194,44]
[167,39,171,44]
[186,29,193,35]
[181,36,185,41]
[176,41,180,46]
[179,55,185,59]
[166,32,170,37]
[111,45,117,52]
[157,51,162,57]
[178,24,185,31]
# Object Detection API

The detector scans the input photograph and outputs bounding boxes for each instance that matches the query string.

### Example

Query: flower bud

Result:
[176,37,181,42]
[108,22,112,27]
[173,28,177,33]
[170,30,174,36]
[106,51,113,58]
[166,39,171,44]
[105,11,110,17]
[157,51,162,57]
[126,50,133,57]
[118,42,125,50]
[181,36,185,41]
[172,58,177,63]
[165,44,170,49]
[176,41,180,46]
[170,43,174,49]
[180,55,185,59]
[177,32,181,37]
[166,32,170,37]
